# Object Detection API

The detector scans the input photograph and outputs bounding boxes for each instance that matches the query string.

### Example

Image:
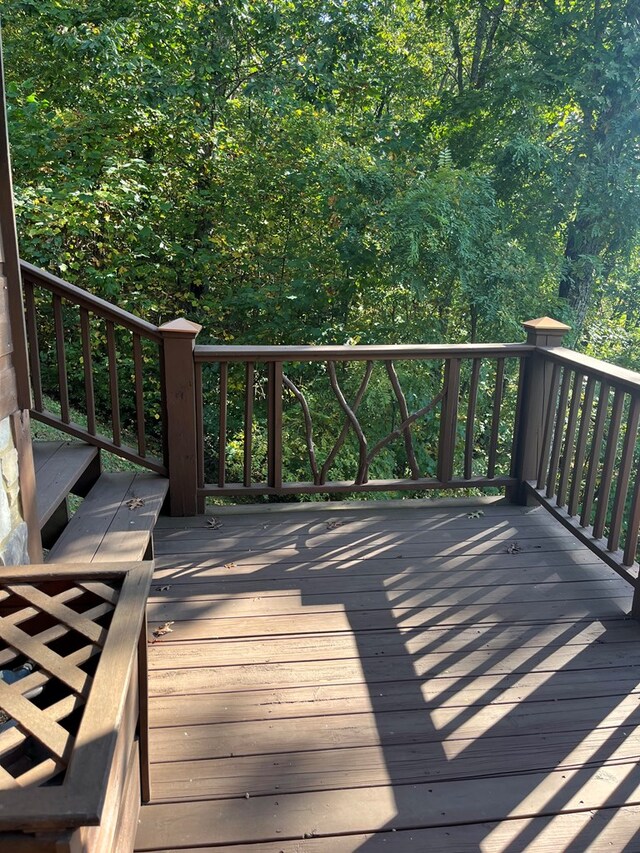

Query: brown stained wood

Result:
[4,584,105,645]
[33,441,100,528]
[136,764,640,850]
[437,358,460,483]
[0,681,72,764]
[536,362,561,488]
[105,320,122,446]
[47,472,168,563]
[364,389,446,480]
[195,342,533,362]
[283,374,320,484]
[136,808,640,853]
[23,277,43,411]
[327,361,369,484]
[52,294,70,424]
[150,726,640,802]
[608,396,640,552]
[593,389,625,540]
[158,319,201,514]
[194,361,204,493]
[67,565,152,802]
[556,372,584,508]
[568,375,596,517]
[540,345,640,394]
[320,361,373,484]
[580,381,610,527]
[0,618,89,695]
[132,332,146,457]
[217,361,228,488]
[386,361,420,480]
[267,361,283,489]
[623,469,640,567]
[21,260,161,342]
[79,307,96,436]
[31,410,166,474]
[464,358,481,480]
[243,362,254,487]
[546,367,571,498]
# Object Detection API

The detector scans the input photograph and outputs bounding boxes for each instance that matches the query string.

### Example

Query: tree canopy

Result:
[1,0,639,360]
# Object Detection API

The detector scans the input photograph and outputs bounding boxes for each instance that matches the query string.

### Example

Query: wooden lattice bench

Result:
[0,561,152,852]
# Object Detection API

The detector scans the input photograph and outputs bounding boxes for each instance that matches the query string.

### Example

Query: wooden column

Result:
[159,319,202,516]
[509,317,571,504]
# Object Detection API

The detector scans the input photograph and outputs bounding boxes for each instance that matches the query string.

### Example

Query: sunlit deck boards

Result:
[135,499,640,852]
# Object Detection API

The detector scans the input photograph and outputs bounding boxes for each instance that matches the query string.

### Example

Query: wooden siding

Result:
[136,499,640,852]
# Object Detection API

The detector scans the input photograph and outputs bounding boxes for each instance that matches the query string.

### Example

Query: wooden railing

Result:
[192,344,531,500]
[528,345,640,592]
[20,261,167,474]
[18,262,640,602]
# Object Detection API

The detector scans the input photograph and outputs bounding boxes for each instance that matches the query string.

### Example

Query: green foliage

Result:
[1,0,639,492]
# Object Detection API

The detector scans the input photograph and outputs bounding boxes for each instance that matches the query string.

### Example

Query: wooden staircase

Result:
[33,440,168,563]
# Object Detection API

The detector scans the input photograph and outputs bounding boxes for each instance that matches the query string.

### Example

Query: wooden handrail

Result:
[22,261,167,475]
[195,343,533,362]
[538,346,640,393]
[20,261,161,342]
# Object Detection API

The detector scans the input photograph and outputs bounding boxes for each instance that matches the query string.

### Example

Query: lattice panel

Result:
[0,578,119,789]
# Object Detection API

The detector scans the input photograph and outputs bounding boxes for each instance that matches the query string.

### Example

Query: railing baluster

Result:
[132,332,146,457]
[386,361,419,480]
[23,277,43,411]
[607,396,640,552]
[580,381,610,528]
[556,372,584,508]
[195,362,204,491]
[487,357,505,479]
[267,361,283,489]
[567,375,596,517]
[244,362,255,487]
[79,308,96,436]
[218,362,228,489]
[106,320,121,446]
[437,358,460,483]
[464,359,480,480]
[52,294,70,423]
[536,363,561,489]
[623,468,640,567]
[545,368,571,499]
[592,389,625,540]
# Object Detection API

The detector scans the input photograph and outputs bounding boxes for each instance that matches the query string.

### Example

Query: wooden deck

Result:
[135,499,640,852]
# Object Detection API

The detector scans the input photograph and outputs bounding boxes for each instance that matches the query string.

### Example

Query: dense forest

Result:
[2,0,639,356]
[1,1,639,491]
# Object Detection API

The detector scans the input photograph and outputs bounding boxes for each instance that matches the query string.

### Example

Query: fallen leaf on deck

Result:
[326,520,344,530]
[467,510,485,519]
[207,517,222,529]
[155,585,171,592]
[126,497,145,510]
[224,562,236,569]
[152,621,174,639]
[506,541,522,554]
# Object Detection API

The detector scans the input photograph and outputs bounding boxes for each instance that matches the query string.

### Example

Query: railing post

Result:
[159,318,202,516]
[509,317,571,504]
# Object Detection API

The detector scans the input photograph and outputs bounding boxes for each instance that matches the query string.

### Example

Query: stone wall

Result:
[0,415,28,566]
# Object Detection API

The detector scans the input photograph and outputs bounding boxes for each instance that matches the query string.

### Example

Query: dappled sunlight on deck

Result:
[135,500,640,852]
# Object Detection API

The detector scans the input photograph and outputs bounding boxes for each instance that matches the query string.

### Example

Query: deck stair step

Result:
[33,440,101,546]
[47,471,169,563]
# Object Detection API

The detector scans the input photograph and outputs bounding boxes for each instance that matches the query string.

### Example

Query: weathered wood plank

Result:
[135,761,640,849]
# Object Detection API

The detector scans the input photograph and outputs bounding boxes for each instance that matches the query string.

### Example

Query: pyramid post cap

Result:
[522,316,571,332]
[158,318,203,336]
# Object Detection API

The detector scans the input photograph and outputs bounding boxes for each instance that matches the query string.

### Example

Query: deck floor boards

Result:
[136,501,640,852]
